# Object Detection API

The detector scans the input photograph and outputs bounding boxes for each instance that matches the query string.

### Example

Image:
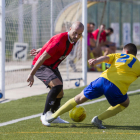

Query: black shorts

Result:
[31,65,63,87]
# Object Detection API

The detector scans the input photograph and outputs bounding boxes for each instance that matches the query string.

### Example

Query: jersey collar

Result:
[68,32,74,44]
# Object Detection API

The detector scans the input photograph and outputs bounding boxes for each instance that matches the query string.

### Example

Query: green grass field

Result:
[0,78,140,140]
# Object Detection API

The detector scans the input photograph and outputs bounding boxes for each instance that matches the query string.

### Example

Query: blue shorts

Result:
[84,77,128,106]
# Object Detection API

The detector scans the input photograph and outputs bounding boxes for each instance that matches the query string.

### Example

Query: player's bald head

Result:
[71,21,84,31]
[69,21,84,43]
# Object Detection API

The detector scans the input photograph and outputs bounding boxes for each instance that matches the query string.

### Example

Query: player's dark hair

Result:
[88,22,95,26]
[123,43,137,56]
[107,27,114,33]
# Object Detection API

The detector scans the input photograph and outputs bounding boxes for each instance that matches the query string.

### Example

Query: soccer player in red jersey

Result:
[93,25,116,55]
[92,24,106,43]
[27,21,84,126]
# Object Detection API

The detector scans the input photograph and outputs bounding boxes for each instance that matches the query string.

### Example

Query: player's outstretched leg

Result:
[51,116,69,123]
[47,111,69,123]
[91,116,106,129]
[41,110,69,125]
[46,98,78,123]
[46,91,88,123]
[91,94,129,129]
[50,95,69,123]
[91,104,127,129]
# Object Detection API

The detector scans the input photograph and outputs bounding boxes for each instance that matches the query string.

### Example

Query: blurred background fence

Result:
[5,0,140,89]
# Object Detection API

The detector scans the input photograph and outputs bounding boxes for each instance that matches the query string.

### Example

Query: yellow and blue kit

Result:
[84,53,140,106]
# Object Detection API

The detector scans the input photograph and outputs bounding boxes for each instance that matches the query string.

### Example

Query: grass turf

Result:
[0,78,140,140]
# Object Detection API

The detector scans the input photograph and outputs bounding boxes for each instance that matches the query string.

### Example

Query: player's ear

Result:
[69,27,72,30]
[123,48,128,54]
[125,50,129,54]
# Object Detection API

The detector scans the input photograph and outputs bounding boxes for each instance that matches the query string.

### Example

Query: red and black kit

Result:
[32,32,75,86]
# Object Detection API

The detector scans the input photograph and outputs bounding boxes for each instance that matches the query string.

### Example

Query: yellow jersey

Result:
[100,53,140,95]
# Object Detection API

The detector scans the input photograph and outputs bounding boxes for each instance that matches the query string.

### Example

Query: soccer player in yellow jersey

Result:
[46,43,140,129]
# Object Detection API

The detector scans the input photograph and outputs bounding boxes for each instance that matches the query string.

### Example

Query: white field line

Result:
[0,89,140,127]
[0,114,41,127]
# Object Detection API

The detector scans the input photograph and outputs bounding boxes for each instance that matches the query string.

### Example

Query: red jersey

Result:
[87,32,94,46]
[32,32,75,69]
[92,29,106,43]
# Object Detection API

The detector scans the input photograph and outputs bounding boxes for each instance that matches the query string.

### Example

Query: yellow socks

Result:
[52,98,78,118]
[98,104,126,120]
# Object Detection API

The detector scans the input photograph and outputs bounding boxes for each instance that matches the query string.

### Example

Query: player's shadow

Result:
[105,125,140,130]
[51,123,95,129]
[51,123,140,130]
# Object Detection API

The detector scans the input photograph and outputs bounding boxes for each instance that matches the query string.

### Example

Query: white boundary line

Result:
[0,114,41,127]
[0,89,140,127]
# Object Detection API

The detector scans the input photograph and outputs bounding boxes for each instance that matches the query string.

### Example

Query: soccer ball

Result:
[69,106,86,122]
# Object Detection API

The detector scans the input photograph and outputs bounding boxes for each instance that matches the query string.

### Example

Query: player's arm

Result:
[88,55,110,66]
[27,51,51,87]
[30,51,51,76]
[27,38,60,87]
[90,38,96,47]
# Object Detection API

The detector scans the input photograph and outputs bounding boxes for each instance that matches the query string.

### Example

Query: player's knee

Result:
[52,85,63,95]
[125,98,130,107]
[74,93,81,104]
[74,91,88,104]
[122,102,129,108]
[121,99,130,108]
[124,100,130,108]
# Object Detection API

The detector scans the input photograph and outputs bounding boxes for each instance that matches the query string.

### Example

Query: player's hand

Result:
[30,49,40,56]
[27,74,34,87]
[88,59,96,66]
